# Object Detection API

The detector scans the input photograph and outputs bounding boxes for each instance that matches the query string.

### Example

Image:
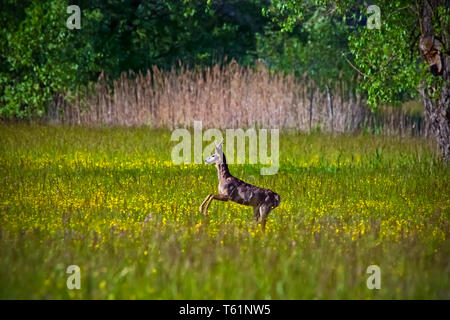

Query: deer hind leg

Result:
[202,194,229,215]
[253,206,260,222]
[258,204,272,232]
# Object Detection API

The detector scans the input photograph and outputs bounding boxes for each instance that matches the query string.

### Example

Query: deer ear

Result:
[216,140,223,151]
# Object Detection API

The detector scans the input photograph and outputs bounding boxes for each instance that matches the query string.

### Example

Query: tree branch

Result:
[341,52,369,78]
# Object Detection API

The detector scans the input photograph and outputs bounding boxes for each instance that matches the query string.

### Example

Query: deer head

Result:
[204,141,224,165]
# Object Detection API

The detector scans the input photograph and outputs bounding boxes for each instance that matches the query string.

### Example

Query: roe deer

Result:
[199,141,281,231]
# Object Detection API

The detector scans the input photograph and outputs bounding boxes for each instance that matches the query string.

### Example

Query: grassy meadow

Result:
[0,124,449,299]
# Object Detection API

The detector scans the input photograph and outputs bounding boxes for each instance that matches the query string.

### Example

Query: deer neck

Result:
[216,153,231,181]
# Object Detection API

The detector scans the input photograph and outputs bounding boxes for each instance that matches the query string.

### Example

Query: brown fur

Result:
[200,147,280,232]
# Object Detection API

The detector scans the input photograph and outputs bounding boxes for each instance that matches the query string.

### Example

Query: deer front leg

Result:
[202,194,229,215]
[199,194,214,214]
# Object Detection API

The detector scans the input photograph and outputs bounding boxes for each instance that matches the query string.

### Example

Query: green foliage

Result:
[0,0,80,118]
[346,1,426,108]
[0,0,270,118]
[258,5,355,87]
[4,0,441,118]
[77,0,268,73]
[266,0,440,108]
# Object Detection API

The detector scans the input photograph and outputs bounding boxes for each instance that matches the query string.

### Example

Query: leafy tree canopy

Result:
[266,0,449,108]
[257,5,355,88]
[0,0,270,118]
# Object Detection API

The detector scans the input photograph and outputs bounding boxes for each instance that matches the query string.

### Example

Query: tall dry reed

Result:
[47,61,429,136]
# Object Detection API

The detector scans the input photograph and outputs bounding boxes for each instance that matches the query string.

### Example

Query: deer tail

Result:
[271,193,281,209]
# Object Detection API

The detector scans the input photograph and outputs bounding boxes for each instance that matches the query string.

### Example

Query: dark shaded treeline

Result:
[0,0,355,118]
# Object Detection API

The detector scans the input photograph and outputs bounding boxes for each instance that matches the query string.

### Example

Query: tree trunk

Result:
[420,81,450,161]
[326,84,334,131]
[419,0,450,162]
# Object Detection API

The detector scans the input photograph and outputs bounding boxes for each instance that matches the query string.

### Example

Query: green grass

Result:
[0,124,449,299]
